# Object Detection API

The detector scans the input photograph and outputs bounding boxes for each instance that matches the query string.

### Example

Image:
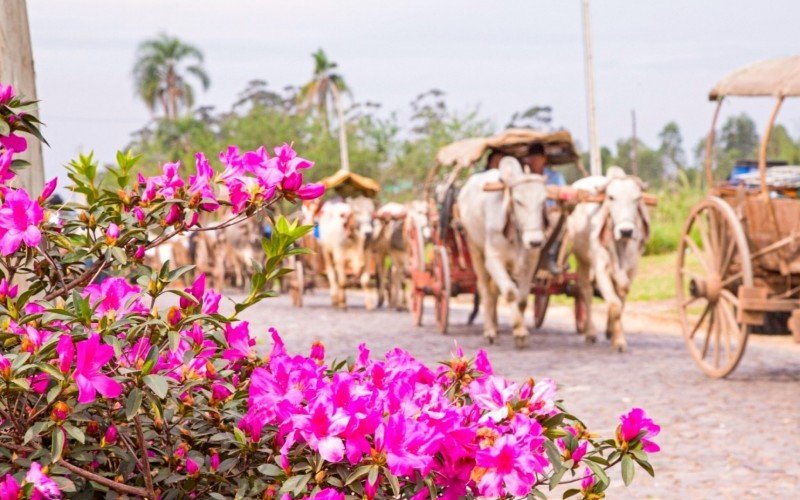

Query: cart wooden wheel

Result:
[406,218,426,326]
[533,286,550,329]
[433,246,451,334]
[290,260,305,308]
[677,196,753,378]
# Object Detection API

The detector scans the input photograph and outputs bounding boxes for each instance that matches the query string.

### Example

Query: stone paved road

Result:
[238,290,800,499]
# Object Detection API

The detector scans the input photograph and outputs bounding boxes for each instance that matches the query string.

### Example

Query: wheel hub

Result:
[690,274,722,302]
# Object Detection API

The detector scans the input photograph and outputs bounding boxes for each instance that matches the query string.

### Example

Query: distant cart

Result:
[284,169,381,307]
[677,56,800,378]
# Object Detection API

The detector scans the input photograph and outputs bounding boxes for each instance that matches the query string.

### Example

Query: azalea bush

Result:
[0,82,659,499]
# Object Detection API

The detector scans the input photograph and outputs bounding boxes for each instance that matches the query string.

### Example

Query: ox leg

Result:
[469,242,498,343]
[577,259,596,342]
[484,238,517,305]
[512,265,533,348]
[361,269,376,311]
[323,250,341,308]
[334,253,348,309]
[594,266,625,352]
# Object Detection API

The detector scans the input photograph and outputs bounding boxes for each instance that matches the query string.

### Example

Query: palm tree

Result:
[298,49,351,171]
[132,34,210,120]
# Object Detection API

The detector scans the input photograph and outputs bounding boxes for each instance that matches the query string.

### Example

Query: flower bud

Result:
[185,458,200,476]
[134,245,146,261]
[86,420,100,437]
[210,452,220,472]
[87,214,96,229]
[117,189,131,206]
[105,223,120,246]
[50,402,70,423]
[167,306,182,326]
[0,354,11,380]
[101,425,118,446]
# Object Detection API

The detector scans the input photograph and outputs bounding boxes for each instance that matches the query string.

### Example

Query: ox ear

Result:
[498,157,523,185]
[638,201,651,246]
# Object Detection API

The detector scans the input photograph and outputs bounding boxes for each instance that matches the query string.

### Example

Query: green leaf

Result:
[143,375,169,399]
[126,387,142,419]
[63,422,86,444]
[280,473,311,496]
[621,454,635,486]
[586,460,609,487]
[345,465,372,485]
[367,465,379,487]
[635,457,655,478]
[563,488,581,498]
[544,439,563,469]
[11,378,31,391]
[257,463,282,477]
[384,468,400,496]
[51,427,65,461]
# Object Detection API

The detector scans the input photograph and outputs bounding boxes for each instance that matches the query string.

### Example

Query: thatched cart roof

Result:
[709,56,800,99]
[435,128,579,168]
[319,169,381,198]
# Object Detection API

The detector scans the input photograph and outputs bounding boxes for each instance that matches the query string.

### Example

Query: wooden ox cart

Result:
[405,129,592,334]
[284,168,381,307]
[677,56,800,378]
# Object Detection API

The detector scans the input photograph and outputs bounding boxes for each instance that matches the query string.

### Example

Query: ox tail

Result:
[468,291,480,325]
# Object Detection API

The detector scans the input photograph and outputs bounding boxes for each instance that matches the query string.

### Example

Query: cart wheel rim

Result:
[533,290,550,328]
[433,246,451,334]
[677,196,751,378]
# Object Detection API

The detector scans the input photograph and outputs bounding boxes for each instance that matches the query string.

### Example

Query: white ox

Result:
[370,201,432,310]
[458,157,549,347]
[567,166,651,351]
[318,196,377,310]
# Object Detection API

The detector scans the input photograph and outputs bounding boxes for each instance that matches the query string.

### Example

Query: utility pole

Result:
[0,0,44,194]
[581,0,601,175]
[631,109,639,176]
[330,84,350,172]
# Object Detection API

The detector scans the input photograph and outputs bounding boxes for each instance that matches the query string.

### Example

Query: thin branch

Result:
[133,415,156,499]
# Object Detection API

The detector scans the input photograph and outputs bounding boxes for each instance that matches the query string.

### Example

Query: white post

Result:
[330,84,350,172]
[581,0,601,176]
[0,0,44,194]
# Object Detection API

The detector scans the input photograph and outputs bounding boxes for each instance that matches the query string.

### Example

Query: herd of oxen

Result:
[149,159,650,351]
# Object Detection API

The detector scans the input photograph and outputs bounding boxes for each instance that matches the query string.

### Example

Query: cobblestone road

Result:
[238,291,800,499]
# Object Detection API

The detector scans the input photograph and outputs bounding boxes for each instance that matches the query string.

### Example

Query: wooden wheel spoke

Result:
[695,214,717,267]
[718,237,737,278]
[701,307,715,359]
[707,210,722,268]
[683,235,713,274]
[721,272,744,288]
[682,294,700,309]
[689,303,711,339]
[713,305,722,368]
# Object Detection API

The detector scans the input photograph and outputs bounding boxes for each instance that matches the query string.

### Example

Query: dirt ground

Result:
[238,290,800,499]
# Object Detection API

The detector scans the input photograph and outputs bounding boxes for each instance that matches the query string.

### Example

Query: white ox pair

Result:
[459,159,649,350]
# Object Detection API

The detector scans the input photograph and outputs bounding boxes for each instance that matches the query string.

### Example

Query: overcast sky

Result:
[27,0,800,180]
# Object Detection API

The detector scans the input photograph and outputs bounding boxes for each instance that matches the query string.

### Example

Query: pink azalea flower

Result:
[0,83,14,104]
[164,203,182,225]
[157,162,184,199]
[211,384,232,402]
[374,414,438,477]
[0,279,19,301]
[29,372,49,394]
[20,325,48,353]
[0,188,43,255]
[25,462,61,499]
[222,322,255,362]
[474,349,493,374]
[210,453,220,471]
[292,399,349,463]
[0,473,20,500]
[73,334,122,404]
[475,434,542,497]
[83,277,147,318]
[309,341,325,363]
[103,425,118,446]
[0,149,15,184]
[467,375,518,423]
[134,245,146,260]
[188,152,218,211]
[314,489,345,500]
[39,177,57,203]
[296,182,325,200]
[581,467,596,492]
[619,408,660,453]
[0,133,26,153]
[56,335,74,373]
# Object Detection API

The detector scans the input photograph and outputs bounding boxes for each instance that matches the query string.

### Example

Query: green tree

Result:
[298,49,351,170]
[506,105,552,129]
[132,34,210,120]
[720,113,759,158]
[658,121,686,174]
[767,124,800,163]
